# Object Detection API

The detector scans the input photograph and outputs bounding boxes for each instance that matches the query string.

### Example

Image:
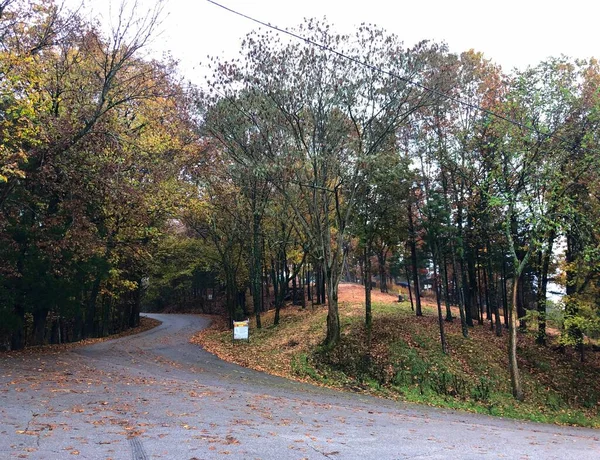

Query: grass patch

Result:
[192,283,600,427]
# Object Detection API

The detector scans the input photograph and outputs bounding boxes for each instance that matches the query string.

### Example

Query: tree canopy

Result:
[2,1,600,404]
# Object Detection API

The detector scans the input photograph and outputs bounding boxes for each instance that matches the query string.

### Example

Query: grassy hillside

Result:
[192,283,600,427]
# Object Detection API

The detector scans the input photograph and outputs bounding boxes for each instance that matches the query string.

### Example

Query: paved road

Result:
[1,314,599,459]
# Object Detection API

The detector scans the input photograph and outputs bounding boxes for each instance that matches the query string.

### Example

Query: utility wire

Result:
[205,0,538,134]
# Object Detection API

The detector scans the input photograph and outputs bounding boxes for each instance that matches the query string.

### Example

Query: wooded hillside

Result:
[2,1,600,405]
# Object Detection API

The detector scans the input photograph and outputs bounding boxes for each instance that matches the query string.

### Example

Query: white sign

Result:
[233,319,249,341]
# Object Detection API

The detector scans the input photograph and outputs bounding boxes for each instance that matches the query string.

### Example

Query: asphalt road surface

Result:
[1,314,599,459]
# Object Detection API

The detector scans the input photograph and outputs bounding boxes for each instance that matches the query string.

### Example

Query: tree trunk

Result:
[477,261,485,324]
[508,274,524,401]
[487,251,502,337]
[225,268,238,328]
[467,248,479,325]
[300,266,306,309]
[377,247,388,293]
[364,245,372,331]
[517,274,527,331]
[238,290,247,317]
[462,259,474,327]
[86,276,101,338]
[292,264,298,305]
[315,264,322,306]
[272,259,282,326]
[536,231,555,345]
[32,308,49,346]
[451,249,469,338]
[565,231,584,361]
[325,267,341,347]
[306,266,312,302]
[457,204,473,328]
[502,259,509,329]
[321,267,326,305]
[482,264,491,323]
[408,205,422,316]
[252,213,263,329]
[404,262,414,311]
[102,294,110,336]
[442,253,453,322]
[263,261,270,311]
[433,256,447,354]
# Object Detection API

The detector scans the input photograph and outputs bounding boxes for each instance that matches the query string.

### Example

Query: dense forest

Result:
[1,0,600,402]
[0,0,197,348]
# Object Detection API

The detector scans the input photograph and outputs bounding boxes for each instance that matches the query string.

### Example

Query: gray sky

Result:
[72,0,600,83]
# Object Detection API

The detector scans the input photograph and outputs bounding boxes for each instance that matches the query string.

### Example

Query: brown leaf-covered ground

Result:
[4,317,162,357]
[6,313,598,459]
[193,283,600,427]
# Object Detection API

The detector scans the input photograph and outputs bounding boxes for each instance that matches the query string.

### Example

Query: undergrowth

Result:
[194,287,600,428]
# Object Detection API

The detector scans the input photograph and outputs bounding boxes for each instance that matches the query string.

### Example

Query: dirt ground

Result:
[338,282,437,308]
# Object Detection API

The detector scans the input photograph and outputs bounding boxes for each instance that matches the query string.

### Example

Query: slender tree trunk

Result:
[467,247,480,324]
[263,261,270,311]
[252,212,263,329]
[300,266,306,309]
[377,247,388,293]
[408,204,422,316]
[238,289,248,317]
[433,255,447,354]
[536,231,555,345]
[359,256,364,287]
[462,259,474,327]
[364,244,372,331]
[32,308,48,346]
[225,269,237,328]
[306,265,312,302]
[404,262,414,311]
[11,251,27,350]
[477,261,485,325]
[315,264,322,305]
[321,267,326,305]
[86,277,101,338]
[451,248,469,338]
[292,264,298,305]
[508,273,524,401]
[565,232,584,361]
[517,274,527,331]
[272,259,282,326]
[102,294,110,336]
[487,252,502,337]
[442,253,453,322]
[457,203,473,327]
[325,264,341,347]
[482,263,491,322]
[502,259,509,329]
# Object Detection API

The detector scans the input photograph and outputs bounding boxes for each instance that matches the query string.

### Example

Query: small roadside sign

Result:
[233,319,249,342]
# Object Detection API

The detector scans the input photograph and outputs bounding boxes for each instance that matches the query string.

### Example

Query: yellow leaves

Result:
[0,133,31,183]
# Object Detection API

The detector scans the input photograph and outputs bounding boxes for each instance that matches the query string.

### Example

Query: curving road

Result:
[1,314,599,459]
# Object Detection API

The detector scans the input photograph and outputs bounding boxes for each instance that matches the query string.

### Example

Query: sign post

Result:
[233,319,249,343]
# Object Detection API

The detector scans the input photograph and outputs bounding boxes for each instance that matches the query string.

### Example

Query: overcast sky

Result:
[71,0,600,84]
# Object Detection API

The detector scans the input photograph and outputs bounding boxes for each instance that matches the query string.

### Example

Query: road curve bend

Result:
[1,313,598,459]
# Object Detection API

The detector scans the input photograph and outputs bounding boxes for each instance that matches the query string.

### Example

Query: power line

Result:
[205,0,537,134]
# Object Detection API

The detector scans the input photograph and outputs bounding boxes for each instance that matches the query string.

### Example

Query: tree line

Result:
[0,0,197,349]
[2,2,599,402]
[185,21,600,401]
